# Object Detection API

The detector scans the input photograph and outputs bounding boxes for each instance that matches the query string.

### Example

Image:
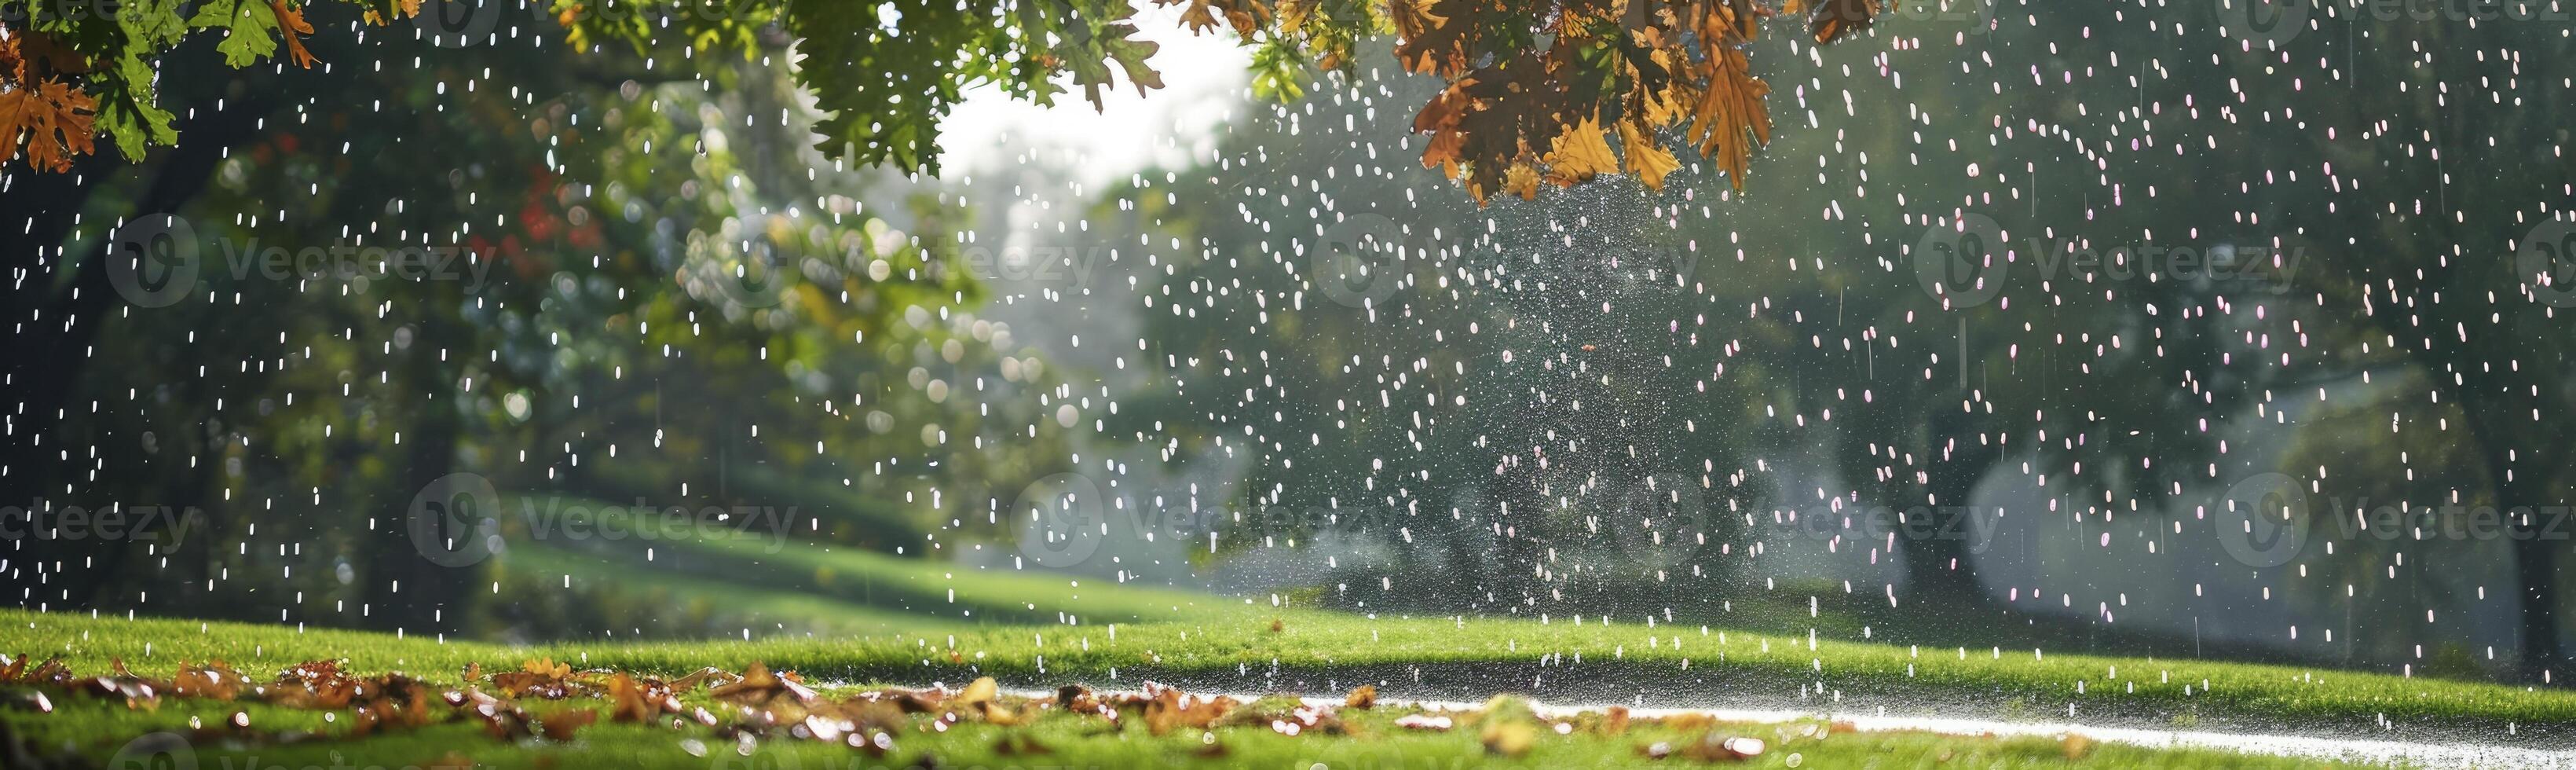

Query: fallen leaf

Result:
[2061,733,2095,760]
[540,709,599,741]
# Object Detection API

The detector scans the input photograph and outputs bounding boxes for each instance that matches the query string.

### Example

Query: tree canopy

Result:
[2,0,1879,198]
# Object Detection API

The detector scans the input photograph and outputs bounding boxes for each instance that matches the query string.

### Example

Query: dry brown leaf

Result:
[364,0,424,24]
[0,79,97,172]
[171,661,246,700]
[1810,0,1883,44]
[1687,46,1771,190]
[271,0,320,68]
[540,708,600,741]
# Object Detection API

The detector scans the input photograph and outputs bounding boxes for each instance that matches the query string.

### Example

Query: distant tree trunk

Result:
[1487,455,1550,611]
[2509,506,2563,681]
[2466,394,2570,682]
[360,310,478,635]
[3,94,269,607]
[1902,405,2003,609]
[0,160,111,604]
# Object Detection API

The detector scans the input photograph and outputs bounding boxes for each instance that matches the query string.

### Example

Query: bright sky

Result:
[936,13,1253,183]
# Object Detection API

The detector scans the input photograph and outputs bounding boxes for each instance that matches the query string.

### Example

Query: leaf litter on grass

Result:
[0,651,2369,768]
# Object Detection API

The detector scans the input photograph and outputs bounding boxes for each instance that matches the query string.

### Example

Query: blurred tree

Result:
[8,2,1070,640]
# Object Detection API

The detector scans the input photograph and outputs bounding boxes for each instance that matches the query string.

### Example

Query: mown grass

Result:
[487,542,962,639]
[490,491,1256,628]
[9,605,2574,732]
[8,536,2559,768]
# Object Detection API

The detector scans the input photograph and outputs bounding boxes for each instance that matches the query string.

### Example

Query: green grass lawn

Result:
[15,530,2567,768]
[484,491,1260,633]
[6,603,2572,768]
[13,607,2574,728]
[2,683,2351,770]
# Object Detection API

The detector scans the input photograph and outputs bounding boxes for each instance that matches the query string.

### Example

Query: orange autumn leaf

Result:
[1158,0,1272,38]
[1809,0,1883,44]
[2,79,101,171]
[364,0,423,25]
[1383,0,1842,201]
[0,33,21,84]
[272,0,320,68]
[521,658,573,679]
[1686,46,1771,190]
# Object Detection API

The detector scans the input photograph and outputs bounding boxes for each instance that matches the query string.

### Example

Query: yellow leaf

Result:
[1618,119,1681,190]
[957,676,1000,706]
[1687,46,1771,190]
[1544,118,1620,185]
[1502,162,1541,200]
[519,658,570,679]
